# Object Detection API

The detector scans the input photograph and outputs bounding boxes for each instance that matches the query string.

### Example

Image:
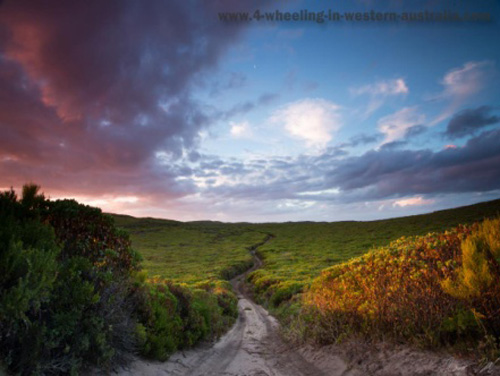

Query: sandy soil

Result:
[113,250,500,376]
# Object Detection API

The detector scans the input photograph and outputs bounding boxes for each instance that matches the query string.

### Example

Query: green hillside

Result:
[113,198,500,302]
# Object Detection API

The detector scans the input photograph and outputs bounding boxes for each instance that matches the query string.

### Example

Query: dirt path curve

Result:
[117,236,351,376]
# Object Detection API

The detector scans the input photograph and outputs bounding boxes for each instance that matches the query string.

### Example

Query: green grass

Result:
[246,199,500,302]
[113,199,500,300]
[113,215,267,283]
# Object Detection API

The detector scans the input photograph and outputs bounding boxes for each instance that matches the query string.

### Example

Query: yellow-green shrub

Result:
[299,220,500,356]
[442,217,500,338]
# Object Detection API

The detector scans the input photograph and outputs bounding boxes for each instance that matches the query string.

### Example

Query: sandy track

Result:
[113,239,498,376]
[116,241,351,376]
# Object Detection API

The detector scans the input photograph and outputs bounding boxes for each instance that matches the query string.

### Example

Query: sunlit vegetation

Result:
[246,199,500,313]
[298,218,500,359]
[113,215,268,283]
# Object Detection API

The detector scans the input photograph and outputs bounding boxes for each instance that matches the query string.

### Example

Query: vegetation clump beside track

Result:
[245,200,500,314]
[0,185,262,375]
[297,218,500,359]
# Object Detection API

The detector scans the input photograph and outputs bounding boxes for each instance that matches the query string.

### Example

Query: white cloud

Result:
[377,107,426,143]
[432,61,495,125]
[393,196,435,208]
[270,98,341,149]
[442,61,491,97]
[351,78,409,116]
[351,78,409,96]
[230,121,253,138]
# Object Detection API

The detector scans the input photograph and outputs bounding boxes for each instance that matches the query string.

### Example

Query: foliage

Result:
[442,217,500,338]
[136,279,238,361]
[245,199,500,313]
[0,186,139,375]
[115,198,500,360]
[3,183,500,373]
[46,200,141,275]
[298,219,500,358]
[113,215,266,283]
[0,188,60,374]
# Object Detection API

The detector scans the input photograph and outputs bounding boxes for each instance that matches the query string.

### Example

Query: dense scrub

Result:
[297,218,500,359]
[0,186,240,375]
[136,278,238,360]
[245,199,500,316]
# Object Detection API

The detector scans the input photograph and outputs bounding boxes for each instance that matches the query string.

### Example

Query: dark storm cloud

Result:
[444,106,499,139]
[329,128,500,200]
[0,0,266,197]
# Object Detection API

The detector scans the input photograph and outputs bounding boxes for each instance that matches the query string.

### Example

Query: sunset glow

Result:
[1,1,500,221]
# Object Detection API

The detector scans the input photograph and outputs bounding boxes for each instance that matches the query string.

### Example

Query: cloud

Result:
[230,121,253,138]
[380,140,408,150]
[351,78,409,116]
[404,124,427,139]
[338,133,383,149]
[351,78,409,96]
[195,128,500,206]
[442,61,492,98]
[432,61,495,125]
[209,71,247,96]
[0,0,265,200]
[270,98,342,148]
[218,92,279,121]
[329,128,500,200]
[377,107,426,144]
[444,106,499,139]
[393,196,435,208]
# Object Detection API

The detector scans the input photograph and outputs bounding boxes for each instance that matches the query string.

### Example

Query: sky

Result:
[1,0,500,222]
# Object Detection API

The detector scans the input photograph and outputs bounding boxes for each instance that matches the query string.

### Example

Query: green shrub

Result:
[136,279,238,360]
[45,199,141,274]
[0,189,60,374]
[139,283,182,360]
[0,186,141,375]
[299,219,500,358]
[442,217,500,338]
[269,282,303,308]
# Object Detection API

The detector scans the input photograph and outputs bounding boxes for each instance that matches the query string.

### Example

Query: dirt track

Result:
[115,243,494,376]
[116,243,351,376]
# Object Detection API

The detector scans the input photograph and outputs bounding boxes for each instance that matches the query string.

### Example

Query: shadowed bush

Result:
[0,185,248,374]
[0,186,141,375]
[136,278,238,360]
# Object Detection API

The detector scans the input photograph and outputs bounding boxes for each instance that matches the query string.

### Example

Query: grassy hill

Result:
[112,215,268,283]
[245,199,500,307]
[111,198,500,360]
[113,199,500,294]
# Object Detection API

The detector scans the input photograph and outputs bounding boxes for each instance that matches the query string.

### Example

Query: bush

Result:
[0,186,141,375]
[0,185,244,374]
[0,189,60,374]
[136,279,238,360]
[44,199,141,275]
[300,220,500,357]
[442,217,500,339]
